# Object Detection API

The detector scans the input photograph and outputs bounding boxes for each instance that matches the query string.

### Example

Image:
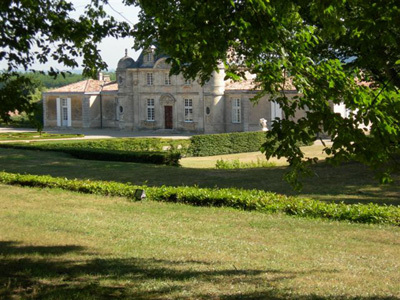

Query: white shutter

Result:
[271,101,282,120]
[56,98,61,127]
[67,98,72,127]
[275,102,282,119]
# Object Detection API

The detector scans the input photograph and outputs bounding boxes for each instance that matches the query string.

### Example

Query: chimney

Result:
[98,72,104,81]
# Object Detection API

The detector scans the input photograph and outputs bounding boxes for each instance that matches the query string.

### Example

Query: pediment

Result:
[159,93,176,106]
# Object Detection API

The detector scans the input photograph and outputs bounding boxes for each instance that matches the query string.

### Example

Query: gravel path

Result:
[0,127,192,142]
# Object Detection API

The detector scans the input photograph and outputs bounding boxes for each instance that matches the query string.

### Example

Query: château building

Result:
[43,47,301,133]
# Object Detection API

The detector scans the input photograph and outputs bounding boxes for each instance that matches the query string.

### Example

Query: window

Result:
[184,99,193,122]
[232,98,241,123]
[56,97,71,127]
[146,73,153,85]
[61,98,68,107]
[184,79,192,85]
[62,99,68,121]
[147,99,155,121]
[164,73,171,85]
[144,52,153,62]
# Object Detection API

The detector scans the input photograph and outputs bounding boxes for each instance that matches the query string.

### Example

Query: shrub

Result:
[1,138,191,153]
[215,158,276,169]
[63,148,181,166]
[0,143,181,166]
[0,171,398,226]
[189,132,267,156]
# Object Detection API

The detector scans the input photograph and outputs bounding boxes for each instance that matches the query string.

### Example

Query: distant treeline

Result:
[21,72,116,89]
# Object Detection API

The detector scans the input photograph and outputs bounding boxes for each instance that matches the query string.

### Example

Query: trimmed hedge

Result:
[189,132,267,156]
[0,143,181,166]
[0,138,190,152]
[0,132,311,160]
[189,131,313,156]
[0,171,398,226]
[63,148,181,166]
[42,138,191,153]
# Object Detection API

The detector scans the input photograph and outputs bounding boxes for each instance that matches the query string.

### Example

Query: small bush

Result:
[189,132,267,156]
[215,158,276,169]
[0,171,398,226]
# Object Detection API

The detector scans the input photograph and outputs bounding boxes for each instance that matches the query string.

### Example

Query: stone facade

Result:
[43,47,298,133]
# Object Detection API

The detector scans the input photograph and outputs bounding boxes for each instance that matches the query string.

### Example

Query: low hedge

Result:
[38,138,191,153]
[0,171,398,226]
[0,133,265,158]
[63,148,181,166]
[0,138,190,152]
[189,131,267,156]
[0,144,181,166]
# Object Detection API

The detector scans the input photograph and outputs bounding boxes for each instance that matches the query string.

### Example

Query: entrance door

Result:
[57,97,71,127]
[164,106,173,129]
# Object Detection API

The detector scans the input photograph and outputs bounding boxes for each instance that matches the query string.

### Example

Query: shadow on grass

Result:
[1,241,397,300]
[0,148,399,206]
[219,292,400,300]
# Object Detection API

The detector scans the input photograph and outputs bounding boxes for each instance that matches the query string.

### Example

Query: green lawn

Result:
[1,184,399,299]
[0,132,84,141]
[180,144,331,168]
[0,147,398,206]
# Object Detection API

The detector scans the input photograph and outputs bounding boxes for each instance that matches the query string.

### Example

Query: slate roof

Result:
[133,51,169,68]
[47,79,118,93]
[117,43,169,70]
[117,56,135,69]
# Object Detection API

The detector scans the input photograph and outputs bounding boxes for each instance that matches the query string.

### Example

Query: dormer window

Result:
[165,73,171,85]
[144,52,153,63]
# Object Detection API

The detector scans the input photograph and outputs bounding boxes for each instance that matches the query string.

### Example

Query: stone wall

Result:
[43,94,83,127]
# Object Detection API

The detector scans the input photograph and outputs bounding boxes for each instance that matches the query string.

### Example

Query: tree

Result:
[0,0,130,124]
[129,0,400,188]
[0,74,44,132]
[0,76,40,122]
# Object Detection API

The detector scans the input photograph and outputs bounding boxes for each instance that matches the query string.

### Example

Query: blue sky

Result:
[1,0,141,72]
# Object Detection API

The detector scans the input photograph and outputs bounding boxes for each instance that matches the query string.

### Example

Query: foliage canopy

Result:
[1,0,400,186]
[130,0,400,187]
[0,0,129,125]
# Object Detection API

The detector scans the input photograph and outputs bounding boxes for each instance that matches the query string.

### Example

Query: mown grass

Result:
[0,132,84,140]
[0,147,398,206]
[1,184,399,299]
[181,144,330,168]
[3,172,398,225]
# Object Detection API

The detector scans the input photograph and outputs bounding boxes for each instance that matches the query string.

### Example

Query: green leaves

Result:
[0,74,40,124]
[1,171,399,225]
[1,0,130,75]
[132,0,400,188]
[0,139,186,166]
[189,132,267,156]
[2,0,400,188]
[0,0,133,122]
